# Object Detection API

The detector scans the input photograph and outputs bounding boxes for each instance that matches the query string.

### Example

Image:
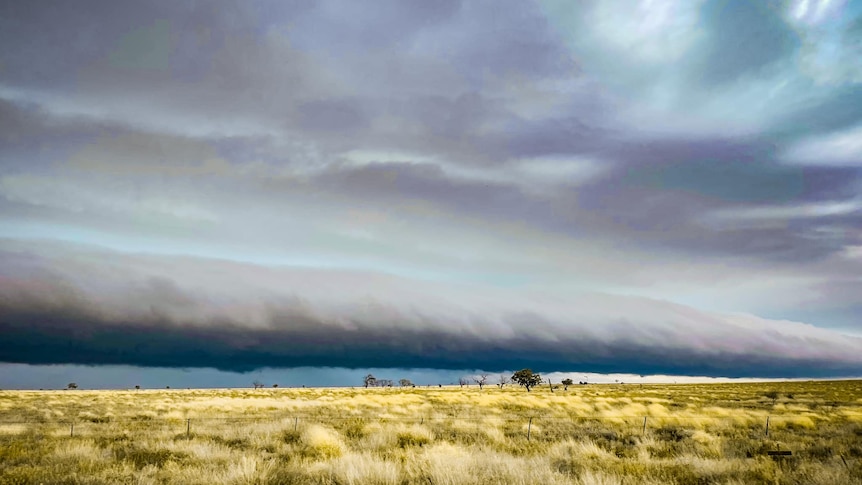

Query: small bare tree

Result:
[561,378,573,390]
[473,374,488,390]
[67,382,78,390]
[399,378,413,387]
[498,374,509,388]
[458,377,469,388]
[252,380,265,389]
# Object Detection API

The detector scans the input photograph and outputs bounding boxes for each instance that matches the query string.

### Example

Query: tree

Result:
[253,380,265,389]
[561,378,573,390]
[364,374,377,388]
[135,385,141,390]
[67,382,78,390]
[473,374,488,390]
[399,378,413,387]
[498,374,510,388]
[272,384,278,388]
[511,369,542,392]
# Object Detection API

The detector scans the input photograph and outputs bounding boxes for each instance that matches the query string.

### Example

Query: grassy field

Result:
[1,380,861,484]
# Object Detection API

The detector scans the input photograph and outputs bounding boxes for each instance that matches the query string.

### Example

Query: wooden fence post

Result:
[186,419,191,438]
[765,416,770,436]
[642,416,647,435]
[527,417,533,441]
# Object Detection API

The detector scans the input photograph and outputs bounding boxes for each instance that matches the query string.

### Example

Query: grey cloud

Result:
[286,0,462,53]
[296,98,367,134]
[2,0,862,380]
[1,243,861,377]
[2,93,860,271]
[0,99,115,171]
[692,0,800,86]
[769,86,862,140]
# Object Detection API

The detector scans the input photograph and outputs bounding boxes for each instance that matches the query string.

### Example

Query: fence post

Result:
[294,417,298,431]
[765,416,769,437]
[186,418,191,438]
[642,416,647,435]
[527,417,533,441]
[70,423,74,438]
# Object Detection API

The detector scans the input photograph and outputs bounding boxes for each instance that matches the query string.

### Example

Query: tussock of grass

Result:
[301,424,346,458]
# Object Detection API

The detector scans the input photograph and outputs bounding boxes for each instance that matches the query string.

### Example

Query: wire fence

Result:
[0,413,840,442]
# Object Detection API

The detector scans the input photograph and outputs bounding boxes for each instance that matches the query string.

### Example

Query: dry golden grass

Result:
[1,380,861,484]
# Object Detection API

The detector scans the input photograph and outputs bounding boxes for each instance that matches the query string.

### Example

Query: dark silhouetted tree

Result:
[562,378,573,390]
[473,374,488,390]
[135,385,140,390]
[511,369,542,392]
[364,374,377,388]
[253,380,265,389]
[272,384,278,388]
[67,382,78,390]
[399,378,413,387]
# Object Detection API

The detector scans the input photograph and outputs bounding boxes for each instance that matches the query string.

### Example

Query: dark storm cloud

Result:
[1,245,861,378]
[3,307,859,378]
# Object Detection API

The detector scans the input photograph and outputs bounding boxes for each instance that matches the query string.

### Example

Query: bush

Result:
[114,445,185,469]
[654,426,692,442]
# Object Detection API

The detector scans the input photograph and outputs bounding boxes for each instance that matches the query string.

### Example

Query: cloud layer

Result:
[1,1,861,379]
[1,243,860,377]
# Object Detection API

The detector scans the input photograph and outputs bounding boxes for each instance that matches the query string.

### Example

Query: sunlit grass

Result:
[1,380,861,484]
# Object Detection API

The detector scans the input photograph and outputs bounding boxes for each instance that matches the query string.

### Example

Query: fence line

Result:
[0,412,836,443]
[0,414,824,424]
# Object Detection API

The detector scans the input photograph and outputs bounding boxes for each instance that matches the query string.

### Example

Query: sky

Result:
[1,0,862,389]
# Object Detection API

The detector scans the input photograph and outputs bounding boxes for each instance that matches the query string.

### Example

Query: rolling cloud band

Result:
[1,245,860,377]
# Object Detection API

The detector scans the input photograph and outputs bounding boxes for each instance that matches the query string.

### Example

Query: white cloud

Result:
[703,199,862,224]
[789,0,846,26]
[583,0,705,64]
[783,124,862,165]
[0,175,219,222]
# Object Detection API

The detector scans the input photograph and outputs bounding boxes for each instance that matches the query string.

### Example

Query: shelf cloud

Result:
[2,244,860,377]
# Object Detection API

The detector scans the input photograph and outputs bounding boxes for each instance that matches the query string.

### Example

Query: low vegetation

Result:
[1,380,861,484]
